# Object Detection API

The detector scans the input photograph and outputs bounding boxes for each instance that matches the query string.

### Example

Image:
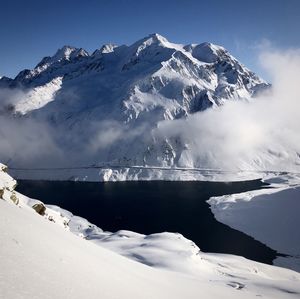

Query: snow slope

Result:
[208,174,300,272]
[1,164,300,299]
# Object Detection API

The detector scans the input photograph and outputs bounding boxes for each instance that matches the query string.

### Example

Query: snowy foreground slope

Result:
[208,173,300,272]
[1,164,300,299]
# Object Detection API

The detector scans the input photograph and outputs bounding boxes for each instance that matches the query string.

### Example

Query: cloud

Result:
[0,115,64,167]
[0,88,27,113]
[154,48,300,171]
[251,38,273,51]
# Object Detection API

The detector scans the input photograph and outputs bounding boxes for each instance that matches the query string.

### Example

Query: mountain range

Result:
[1,33,291,181]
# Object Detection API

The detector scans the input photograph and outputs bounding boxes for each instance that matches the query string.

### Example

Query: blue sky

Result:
[0,0,299,80]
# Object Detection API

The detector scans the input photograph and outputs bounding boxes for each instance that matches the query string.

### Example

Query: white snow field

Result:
[1,164,300,299]
[208,173,300,272]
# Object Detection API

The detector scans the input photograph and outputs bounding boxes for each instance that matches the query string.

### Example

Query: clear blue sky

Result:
[0,0,299,80]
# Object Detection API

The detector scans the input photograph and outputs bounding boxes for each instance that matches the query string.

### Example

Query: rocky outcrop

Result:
[32,202,46,216]
[0,163,19,205]
[0,163,70,228]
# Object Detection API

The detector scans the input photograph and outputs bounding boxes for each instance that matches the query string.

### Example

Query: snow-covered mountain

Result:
[2,34,267,114]
[3,33,296,181]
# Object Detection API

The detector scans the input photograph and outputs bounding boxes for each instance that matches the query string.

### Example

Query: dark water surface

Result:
[16,179,278,264]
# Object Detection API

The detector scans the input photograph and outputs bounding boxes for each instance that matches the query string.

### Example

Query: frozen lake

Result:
[16,179,279,264]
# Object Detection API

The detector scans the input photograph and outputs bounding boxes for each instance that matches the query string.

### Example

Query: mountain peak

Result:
[100,43,117,54]
[92,43,118,56]
[35,46,89,69]
[53,46,89,61]
[133,33,169,48]
[148,33,168,42]
[53,45,78,60]
[185,42,227,63]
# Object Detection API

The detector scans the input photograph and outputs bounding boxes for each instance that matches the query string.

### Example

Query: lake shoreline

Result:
[16,179,279,266]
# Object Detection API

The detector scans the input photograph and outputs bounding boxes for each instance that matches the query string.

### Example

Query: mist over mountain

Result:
[0,34,299,181]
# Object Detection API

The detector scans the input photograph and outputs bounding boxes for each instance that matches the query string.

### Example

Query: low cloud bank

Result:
[155,49,300,171]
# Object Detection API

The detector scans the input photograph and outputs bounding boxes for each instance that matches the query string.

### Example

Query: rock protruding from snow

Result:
[0,164,69,226]
[0,163,18,204]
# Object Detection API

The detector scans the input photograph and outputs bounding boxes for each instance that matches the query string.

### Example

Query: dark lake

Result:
[16,179,278,264]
